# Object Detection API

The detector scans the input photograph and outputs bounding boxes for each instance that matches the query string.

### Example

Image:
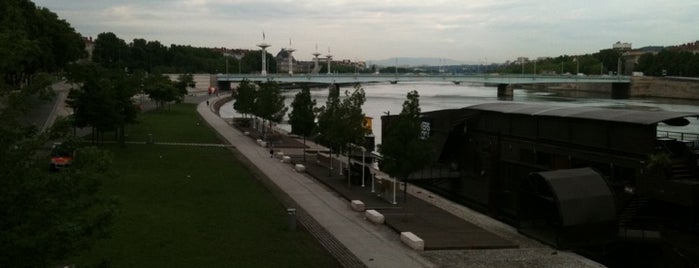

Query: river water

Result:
[219,82,699,146]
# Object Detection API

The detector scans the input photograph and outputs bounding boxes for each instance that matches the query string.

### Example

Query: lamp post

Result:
[361,147,366,187]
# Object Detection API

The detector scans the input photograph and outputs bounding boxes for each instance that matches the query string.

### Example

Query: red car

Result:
[50,143,74,171]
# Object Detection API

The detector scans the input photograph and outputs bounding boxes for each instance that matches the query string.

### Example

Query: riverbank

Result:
[530,76,699,100]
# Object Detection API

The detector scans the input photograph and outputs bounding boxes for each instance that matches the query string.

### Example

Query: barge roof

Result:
[466,102,699,126]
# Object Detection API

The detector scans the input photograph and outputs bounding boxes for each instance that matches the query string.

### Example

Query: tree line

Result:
[635,50,699,77]
[1,1,116,267]
[233,81,433,203]
[498,49,624,75]
[91,32,277,74]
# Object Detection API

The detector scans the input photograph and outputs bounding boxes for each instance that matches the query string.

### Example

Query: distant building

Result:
[82,36,94,61]
[613,41,632,50]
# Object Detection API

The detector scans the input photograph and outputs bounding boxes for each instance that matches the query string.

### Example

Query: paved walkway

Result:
[196,100,436,268]
[198,96,605,268]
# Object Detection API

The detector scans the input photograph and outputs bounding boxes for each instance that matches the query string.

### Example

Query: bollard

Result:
[287,208,297,231]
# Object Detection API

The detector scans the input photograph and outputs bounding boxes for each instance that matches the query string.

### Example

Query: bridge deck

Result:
[217,73,631,85]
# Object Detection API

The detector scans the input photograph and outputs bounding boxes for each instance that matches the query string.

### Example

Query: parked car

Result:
[50,143,74,171]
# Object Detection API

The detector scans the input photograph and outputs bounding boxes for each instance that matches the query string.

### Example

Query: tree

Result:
[174,73,194,96]
[92,32,129,69]
[142,73,182,110]
[379,90,433,203]
[65,63,140,144]
[254,81,287,138]
[0,3,115,266]
[288,86,317,160]
[241,50,277,74]
[1,0,84,88]
[315,84,367,176]
[315,85,341,174]
[233,79,256,118]
[335,85,368,178]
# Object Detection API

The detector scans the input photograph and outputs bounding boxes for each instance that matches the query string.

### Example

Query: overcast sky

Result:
[34,0,698,63]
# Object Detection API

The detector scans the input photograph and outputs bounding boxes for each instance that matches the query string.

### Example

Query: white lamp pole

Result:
[361,148,366,187]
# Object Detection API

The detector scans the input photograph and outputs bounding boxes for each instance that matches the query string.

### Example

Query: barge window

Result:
[520,149,535,163]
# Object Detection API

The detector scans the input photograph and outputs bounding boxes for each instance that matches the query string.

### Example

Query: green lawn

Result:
[69,104,338,267]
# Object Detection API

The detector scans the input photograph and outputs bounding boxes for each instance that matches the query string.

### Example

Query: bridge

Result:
[216,73,632,97]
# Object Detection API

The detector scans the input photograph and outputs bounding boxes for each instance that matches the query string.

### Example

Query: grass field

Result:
[68,104,338,267]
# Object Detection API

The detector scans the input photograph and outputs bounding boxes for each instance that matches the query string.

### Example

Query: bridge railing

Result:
[216,73,631,84]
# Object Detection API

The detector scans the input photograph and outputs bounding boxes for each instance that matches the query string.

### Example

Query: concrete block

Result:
[350,200,365,212]
[276,151,285,159]
[259,141,267,147]
[243,131,250,136]
[365,209,384,224]
[294,164,306,172]
[400,232,424,251]
[282,156,291,163]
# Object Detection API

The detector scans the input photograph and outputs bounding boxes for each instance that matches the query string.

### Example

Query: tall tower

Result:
[257,32,270,75]
[312,44,321,74]
[286,39,296,75]
[325,47,332,75]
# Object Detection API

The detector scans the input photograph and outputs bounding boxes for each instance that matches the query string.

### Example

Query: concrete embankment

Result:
[629,76,699,99]
[530,76,699,100]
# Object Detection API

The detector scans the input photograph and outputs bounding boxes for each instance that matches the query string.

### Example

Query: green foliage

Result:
[92,32,130,69]
[0,0,84,88]
[254,81,287,124]
[288,87,317,137]
[143,74,184,109]
[232,79,256,117]
[315,85,342,149]
[379,90,433,181]
[636,49,699,77]
[241,50,277,74]
[65,63,140,143]
[498,53,620,75]
[315,84,367,152]
[0,81,115,267]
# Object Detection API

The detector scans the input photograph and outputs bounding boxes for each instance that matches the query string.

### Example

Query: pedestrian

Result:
[270,147,274,158]
[206,100,209,106]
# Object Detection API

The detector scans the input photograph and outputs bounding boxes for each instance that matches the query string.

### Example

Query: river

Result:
[219,82,699,146]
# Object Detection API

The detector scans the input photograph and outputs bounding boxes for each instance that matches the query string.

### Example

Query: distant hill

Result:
[367,57,467,67]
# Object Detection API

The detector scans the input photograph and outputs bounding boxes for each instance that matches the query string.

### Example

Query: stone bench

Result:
[281,156,291,163]
[400,232,424,251]
[294,164,306,172]
[365,209,384,224]
[350,200,365,212]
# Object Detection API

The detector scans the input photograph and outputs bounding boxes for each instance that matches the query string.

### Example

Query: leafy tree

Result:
[289,86,317,160]
[254,81,287,138]
[233,79,257,118]
[175,73,194,96]
[379,90,433,203]
[241,50,277,74]
[1,0,84,88]
[0,3,115,266]
[142,73,183,110]
[92,32,129,69]
[316,85,342,150]
[65,63,139,144]
[289,86,317,137]
[316,84,367,175]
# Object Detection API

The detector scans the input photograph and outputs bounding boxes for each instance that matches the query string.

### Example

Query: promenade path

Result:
[196,99,435,268]
[198,96,605,268]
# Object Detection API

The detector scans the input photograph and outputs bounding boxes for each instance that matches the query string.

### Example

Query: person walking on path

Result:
[270,146,274,158]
